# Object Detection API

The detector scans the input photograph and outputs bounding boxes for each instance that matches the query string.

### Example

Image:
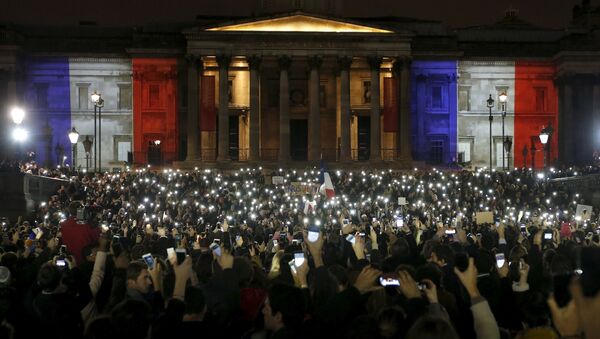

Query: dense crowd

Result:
[0,164,599,339]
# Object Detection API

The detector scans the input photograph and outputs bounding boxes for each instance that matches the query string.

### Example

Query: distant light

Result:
[68,127,80,144]
[537,173,545,179]
[10,107,25,124]
[90,91,100,103]
[498,91,508,103]
[12,127,28,142]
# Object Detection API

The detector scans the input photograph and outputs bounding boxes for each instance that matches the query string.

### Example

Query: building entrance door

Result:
[147,141,162,166]
[290,119,308,161]
[357,116,370,161]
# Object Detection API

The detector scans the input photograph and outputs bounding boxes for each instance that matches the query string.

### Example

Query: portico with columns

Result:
[180,13,414,165]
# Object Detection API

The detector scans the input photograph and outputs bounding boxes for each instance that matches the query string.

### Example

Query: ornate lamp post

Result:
[82,136,93,172]
[55,143,64,167]
[486,94,495,171]
[10,107,25,125]
[530,137,536,169]
[91,91,104,172]
[522,144,528,168]
[10,107,27,159]
[503,136,512,170]
[498,91,508,170]
[68,127,79,168]
[539,127,549,171]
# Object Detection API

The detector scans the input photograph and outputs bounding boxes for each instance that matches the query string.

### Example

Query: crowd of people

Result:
[0,163,599,339]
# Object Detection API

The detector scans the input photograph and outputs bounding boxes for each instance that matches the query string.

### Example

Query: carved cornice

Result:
[68,57,131,64]
[132,68,177,81]
[458,60,515,67]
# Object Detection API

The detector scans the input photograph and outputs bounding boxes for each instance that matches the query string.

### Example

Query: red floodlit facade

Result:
[513,61,558,169]
[132,58,179,165]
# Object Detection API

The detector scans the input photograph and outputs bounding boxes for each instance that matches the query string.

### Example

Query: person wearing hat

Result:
[60,201,100,264]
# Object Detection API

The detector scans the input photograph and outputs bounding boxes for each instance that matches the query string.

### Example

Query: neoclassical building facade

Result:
[1,1,599,169]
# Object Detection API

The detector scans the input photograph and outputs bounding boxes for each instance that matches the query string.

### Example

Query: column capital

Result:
[337,56,353,71]
[307,55,323,70]
[278,55,292,70]
[184,54,202,66]
[216,54,231,68]
[247,55,262,70]
[367,56,383,71]
[392,57,412,74]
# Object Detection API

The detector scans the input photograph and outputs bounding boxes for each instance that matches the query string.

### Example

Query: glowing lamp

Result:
[10,107,25,124]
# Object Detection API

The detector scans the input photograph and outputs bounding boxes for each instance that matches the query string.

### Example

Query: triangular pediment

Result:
[206,14,392,33]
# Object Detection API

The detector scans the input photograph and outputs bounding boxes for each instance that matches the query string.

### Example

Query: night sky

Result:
[0,0,589,29]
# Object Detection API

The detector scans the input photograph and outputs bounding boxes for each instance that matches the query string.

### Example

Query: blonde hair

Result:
[267,250,284,280]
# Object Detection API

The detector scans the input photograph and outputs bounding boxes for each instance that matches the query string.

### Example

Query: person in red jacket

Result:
[60,201,100,264]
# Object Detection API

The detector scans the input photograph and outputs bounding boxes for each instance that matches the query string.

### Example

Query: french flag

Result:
[303,199,316,214]
[318,161,335,199]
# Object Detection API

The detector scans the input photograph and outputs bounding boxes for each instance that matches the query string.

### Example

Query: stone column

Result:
[278,56,292,162]
[593,77,600,156]
[248,56,261,162]
[186,55,201,161]
[308,55,322,162]
[368,56,382,161]
[339,56,352,162]
[216,55,231,162]
[398,58,413,161]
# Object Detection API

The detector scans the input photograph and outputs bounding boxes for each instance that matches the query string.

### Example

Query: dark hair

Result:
[406,316,459,339]
[344,314,380,339]
[68,201,83,216]
[37,263,61,291]
[110,299,151,339]
[378,306,407,339]
[521,291,550,328]
[267,283,305,330]
[328,264,349,287]
[431,244,454,266]
[84,315,111,339]
[126,261,147,282]
[390,237,411,258]
[233,257,254,287]
[184,286,206,315]
[416,263,443,289]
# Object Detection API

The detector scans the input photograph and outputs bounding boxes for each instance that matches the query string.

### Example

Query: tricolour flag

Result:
[318,161,335,199]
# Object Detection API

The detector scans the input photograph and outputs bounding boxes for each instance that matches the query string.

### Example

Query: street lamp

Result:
[503,136,512,169]
[9,107,27,160]
[68,127,79,168]
[91,91,104,172]
[10,107,25,125]
[498,91,508,170]
[540,127,549,171]
[486,94,495,171]
[55,143,64,167]
[82,136,93,172]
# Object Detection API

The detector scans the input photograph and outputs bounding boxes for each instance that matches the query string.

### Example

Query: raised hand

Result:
[398,270,421,299]
[354,265,382,294]
[454,257,480,298]
[421,279,438,304]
